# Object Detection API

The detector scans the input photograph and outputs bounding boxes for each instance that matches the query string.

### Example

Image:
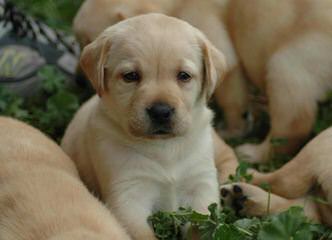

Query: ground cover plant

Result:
[2,1,332,239]
[0,65,88,142]
[149,205,332,240]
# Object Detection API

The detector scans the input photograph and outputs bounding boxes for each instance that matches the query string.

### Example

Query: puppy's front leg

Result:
[213,130,238,184]
[185,174,220,214]
[182,175,219,240]
[106,183,157,240]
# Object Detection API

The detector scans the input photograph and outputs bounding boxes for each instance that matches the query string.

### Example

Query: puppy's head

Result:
[81,13,226,139]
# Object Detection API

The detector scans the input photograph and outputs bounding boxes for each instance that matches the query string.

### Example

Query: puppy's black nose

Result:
[147,102,175,124]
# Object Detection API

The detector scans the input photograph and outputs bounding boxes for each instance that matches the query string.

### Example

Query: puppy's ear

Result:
[80,35,112,96]
[199,35,227,100]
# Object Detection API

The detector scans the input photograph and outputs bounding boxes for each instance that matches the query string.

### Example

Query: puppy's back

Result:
[0,117,78,178]
[0,117,130,240]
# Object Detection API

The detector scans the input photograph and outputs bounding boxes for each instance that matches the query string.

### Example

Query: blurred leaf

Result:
[228,162,253,183]
[257,207,312,240]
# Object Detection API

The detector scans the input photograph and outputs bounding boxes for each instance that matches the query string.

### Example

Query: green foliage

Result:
[12,0,83,31]
[0,87,29,119]
[0,66,81,141]
[228,162,253,183]
[149,206,332,240]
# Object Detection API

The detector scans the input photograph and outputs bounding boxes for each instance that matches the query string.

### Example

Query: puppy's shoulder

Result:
[62,95,100,149]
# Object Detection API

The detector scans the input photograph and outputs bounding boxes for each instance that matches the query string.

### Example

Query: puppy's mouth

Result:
[129,123,176,139]
[146,125,175,139]
[152,129,171,135]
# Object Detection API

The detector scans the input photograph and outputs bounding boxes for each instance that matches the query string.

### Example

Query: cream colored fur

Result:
[0,117,130,240]
[213,0,332,163]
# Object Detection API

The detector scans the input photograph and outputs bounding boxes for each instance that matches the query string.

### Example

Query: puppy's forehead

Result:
[109,14,201,60]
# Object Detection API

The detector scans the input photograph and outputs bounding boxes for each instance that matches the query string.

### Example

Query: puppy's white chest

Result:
[95,131,218,214]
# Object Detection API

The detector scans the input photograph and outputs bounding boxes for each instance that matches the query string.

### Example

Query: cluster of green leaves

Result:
[227,162,253,183]
[150,161,332,240]
[13,0,83,31]
[149,205,332,240]
[0,66,85,141]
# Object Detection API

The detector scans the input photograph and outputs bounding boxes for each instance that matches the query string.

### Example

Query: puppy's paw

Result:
[236,143,269,163]
[220,184,248,215]
[220,183,271,217]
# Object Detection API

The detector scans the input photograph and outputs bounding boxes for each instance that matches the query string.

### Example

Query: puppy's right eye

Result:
[122,71,141,83]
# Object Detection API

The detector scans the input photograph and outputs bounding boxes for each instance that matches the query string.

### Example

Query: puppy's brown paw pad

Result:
[221,183,274,217]
[220,184,248,215]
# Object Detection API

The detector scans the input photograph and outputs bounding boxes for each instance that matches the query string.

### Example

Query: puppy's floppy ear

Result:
[198,34,227,100]
[80,35,112,96]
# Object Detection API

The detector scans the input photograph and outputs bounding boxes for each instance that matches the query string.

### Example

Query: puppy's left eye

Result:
[177,71,192,83]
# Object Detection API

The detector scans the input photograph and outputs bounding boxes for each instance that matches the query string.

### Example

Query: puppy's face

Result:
[81,14,226,139]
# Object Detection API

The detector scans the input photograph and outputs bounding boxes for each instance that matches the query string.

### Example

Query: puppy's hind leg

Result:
[252,127,332,203]
[250,152,316,199]
[215,67,249,138]
[237,32,332,163]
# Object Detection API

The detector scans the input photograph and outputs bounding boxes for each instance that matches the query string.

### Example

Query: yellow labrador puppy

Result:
[0,117,130,240]
[62,13,238,239]
[74,0,179,48]
[213,0,332,162]
[221,127,332,226]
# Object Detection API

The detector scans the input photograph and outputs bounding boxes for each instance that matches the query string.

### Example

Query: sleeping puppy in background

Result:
[213,0,332,163]
[221,126,332,226]
[73,0,179,48]
[0,117,130,240]
[62,13,238,239]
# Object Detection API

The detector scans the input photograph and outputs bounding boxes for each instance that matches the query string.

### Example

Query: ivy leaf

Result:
[257,207,312,240]
[228,162,253,183]
[214,224,244,240]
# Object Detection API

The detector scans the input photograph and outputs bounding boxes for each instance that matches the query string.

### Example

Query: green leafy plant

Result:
[0,66,81,141]
[0,87,29,119]
[149,206,332,240]
[13,0,83,31]
[228,162,253,183]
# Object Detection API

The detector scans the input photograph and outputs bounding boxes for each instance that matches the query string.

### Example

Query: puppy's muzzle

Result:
[146,102,175,135]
